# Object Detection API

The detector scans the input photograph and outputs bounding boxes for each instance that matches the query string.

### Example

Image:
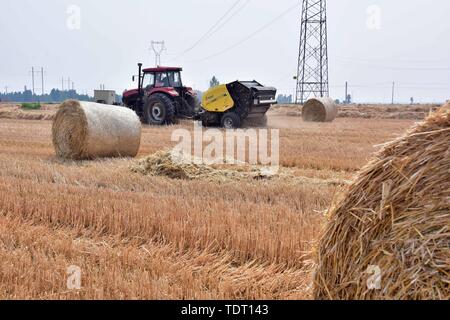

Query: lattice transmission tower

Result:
[295,0,329,104]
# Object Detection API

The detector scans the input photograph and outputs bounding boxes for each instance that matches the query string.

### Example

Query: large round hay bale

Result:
[302,97,338,122]
[52,100,141,160]
[314,105,450,300]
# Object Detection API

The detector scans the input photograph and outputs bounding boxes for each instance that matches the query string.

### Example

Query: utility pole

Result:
[62,77,65,91]
[295,0,329,104]
[41,67,45,95]
[68,78,71,91]
[30,67,45,95]
[150,41,166,67]
[31,67,35,95]
[391,82,395,104]
[345,81,348,103]
[4,86,8,95]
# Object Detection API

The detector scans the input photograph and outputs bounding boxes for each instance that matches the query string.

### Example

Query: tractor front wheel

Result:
[221,112,241,129]
[143,93,176,125]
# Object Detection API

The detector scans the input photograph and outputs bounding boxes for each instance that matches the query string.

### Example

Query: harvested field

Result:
[1,102,441,122]
[0,114,417,299]
[273,103,441,120]
[0,103,58,121]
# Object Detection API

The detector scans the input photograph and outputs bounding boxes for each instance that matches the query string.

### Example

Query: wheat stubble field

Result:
[0,107,416,299]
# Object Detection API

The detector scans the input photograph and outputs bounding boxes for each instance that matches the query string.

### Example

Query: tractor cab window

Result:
[155,73,170,88]
[142,73,155,89]
[168,72,182,87]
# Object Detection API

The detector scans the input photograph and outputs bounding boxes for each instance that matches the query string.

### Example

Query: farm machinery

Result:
[200,81,277,129]
[122,63,277,128]
[122,64,198,125]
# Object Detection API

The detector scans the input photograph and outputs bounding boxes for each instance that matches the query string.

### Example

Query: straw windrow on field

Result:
[0,114,415,299]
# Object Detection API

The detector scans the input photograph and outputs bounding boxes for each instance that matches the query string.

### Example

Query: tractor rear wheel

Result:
[221,112,241,129]
[143,93,176,125]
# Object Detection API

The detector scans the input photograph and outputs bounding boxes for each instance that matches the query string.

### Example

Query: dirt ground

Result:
[0,108,418,299]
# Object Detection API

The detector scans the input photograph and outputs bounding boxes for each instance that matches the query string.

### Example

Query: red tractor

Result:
[122,63,198,125]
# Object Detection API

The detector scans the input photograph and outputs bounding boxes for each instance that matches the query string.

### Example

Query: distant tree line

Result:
[0,88,92,103]
[277,94,293,104]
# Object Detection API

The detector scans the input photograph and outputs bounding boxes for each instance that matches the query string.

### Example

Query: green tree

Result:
[209,76,220,88]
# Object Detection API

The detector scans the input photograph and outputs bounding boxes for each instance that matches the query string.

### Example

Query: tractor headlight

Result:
[253,99,259,105]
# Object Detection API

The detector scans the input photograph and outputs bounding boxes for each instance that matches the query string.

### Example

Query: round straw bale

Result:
[52,100,141,160]
[302,97,338,122]
[314,104,450,300]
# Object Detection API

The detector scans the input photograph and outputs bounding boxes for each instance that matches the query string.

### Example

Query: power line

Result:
[188,1,300,62]
[334,55,450,64]
[380,66,450,71]
[398,82,450,86]
[397,86,450,90]
[191,0,252,50]
[177,0,243,58]
[333,56,450,71]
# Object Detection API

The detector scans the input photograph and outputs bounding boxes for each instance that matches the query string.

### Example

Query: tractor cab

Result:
[139,67,184,92]
[123,64,197,124]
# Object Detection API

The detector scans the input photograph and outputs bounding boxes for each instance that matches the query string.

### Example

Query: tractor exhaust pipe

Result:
[137,63,143,96]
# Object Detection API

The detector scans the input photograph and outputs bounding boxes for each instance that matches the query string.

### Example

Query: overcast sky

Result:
[1,0,449,103]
